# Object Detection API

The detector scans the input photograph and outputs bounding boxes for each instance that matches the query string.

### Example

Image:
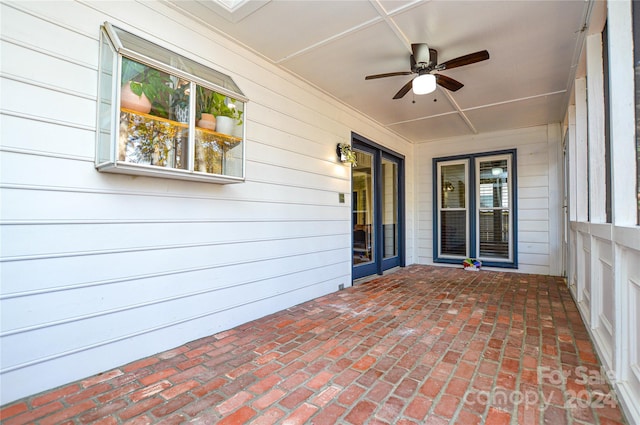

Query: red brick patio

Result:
[0,265,628,424]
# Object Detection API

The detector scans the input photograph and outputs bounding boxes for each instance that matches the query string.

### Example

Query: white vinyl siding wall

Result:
[416,124,563,276]
[0,1,414,403]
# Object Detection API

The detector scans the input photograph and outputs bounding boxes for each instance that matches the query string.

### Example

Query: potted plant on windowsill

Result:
[120,57,172,117]
[196,86,216,130]
[171,81,190,123]
[212,92,241,136]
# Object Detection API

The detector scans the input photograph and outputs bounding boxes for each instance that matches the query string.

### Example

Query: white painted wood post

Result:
[586,33,607,223]
[574,78,589,222]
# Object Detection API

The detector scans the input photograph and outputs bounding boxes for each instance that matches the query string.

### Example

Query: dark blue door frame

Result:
[352,133,405,280]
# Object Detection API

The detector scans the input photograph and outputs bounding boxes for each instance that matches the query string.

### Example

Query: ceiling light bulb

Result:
[412,73,436,95]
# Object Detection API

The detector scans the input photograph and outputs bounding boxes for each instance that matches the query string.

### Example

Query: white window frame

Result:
[475,154,514,263]
[437,159,469,259]
[96,22,247,184]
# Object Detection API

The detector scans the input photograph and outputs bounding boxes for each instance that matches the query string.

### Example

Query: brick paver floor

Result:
[0,265,628,424]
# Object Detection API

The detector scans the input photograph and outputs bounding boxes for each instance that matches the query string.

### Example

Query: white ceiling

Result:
[167,0,595,144]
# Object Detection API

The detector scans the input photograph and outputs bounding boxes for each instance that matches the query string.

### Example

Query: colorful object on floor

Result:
[463,258,482,271]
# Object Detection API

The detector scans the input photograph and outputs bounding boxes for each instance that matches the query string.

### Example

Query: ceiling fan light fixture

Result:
[412,73,436,95]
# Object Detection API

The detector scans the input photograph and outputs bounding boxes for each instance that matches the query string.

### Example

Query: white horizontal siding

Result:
[2,220,344,259]
[0,0,414,403]
[1,41,98,99]
[2,77,96,127]
[2,263,346,362]
[1,114,95,159]
[416,125,561,275]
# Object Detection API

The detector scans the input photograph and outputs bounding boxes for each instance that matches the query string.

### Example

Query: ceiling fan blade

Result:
[411,43,430,64]
[365,71,413,80]
[439,50,490,70]
[436,74,464,91]
[393,79,414,99]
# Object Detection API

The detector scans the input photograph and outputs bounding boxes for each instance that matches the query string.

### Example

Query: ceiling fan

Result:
[365,43,490,99]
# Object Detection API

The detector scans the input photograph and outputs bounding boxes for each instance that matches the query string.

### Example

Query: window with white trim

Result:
[96,23,247,184]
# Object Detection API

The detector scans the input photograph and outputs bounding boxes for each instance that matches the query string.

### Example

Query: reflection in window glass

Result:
[353,151,374,264]
[382,159,398,259]
[439,162,468,257]
[478,158,510,259]
[441,164,466,209]
[194,85,244,176]
[119,58,189,169]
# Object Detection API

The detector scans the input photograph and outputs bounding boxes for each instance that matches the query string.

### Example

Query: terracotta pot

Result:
[120,82,151,114]
[197,113,216,130]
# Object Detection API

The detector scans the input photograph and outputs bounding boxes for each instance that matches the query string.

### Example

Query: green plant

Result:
[235,109,243,126]
[171,81,190,109]
[212,92,239,119]
[196,87,243,124]
[122,57,173,117]
[196,86,215,118]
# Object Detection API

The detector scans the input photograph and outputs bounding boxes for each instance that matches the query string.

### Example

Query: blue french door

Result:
[351,134,404,280]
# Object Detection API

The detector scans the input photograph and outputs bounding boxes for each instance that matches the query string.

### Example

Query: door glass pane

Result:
[439,162,467,256]
[382,159,398,259]
[353,150,374,264]
[478,158,510,259]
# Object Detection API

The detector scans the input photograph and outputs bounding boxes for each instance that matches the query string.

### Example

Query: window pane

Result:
[478,159,508,208]
[353,150,374,264]
[382,159,398,259]
[441,210,466,256]
[97,29,115,164]
[194,85,243,176]
[111,25,243,94]
[479,210,510,258]
[441,164,466,208]
[119,58,190,169]
[435,151,516,266]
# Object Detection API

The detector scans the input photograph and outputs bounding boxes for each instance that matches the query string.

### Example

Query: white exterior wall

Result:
[0,1,414,403]
[566,1,640,424]
[416,124,564,276]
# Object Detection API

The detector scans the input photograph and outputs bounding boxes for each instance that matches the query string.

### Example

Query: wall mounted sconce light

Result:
[337,143,357,166]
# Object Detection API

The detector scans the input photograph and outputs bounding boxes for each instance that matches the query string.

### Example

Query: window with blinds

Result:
[477,156,511,260]
[433,150,517,268]
[438,161,468,257]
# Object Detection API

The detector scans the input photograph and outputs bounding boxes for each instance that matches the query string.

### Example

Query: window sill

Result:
[96,161,244,184]
[433,257,518,269]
